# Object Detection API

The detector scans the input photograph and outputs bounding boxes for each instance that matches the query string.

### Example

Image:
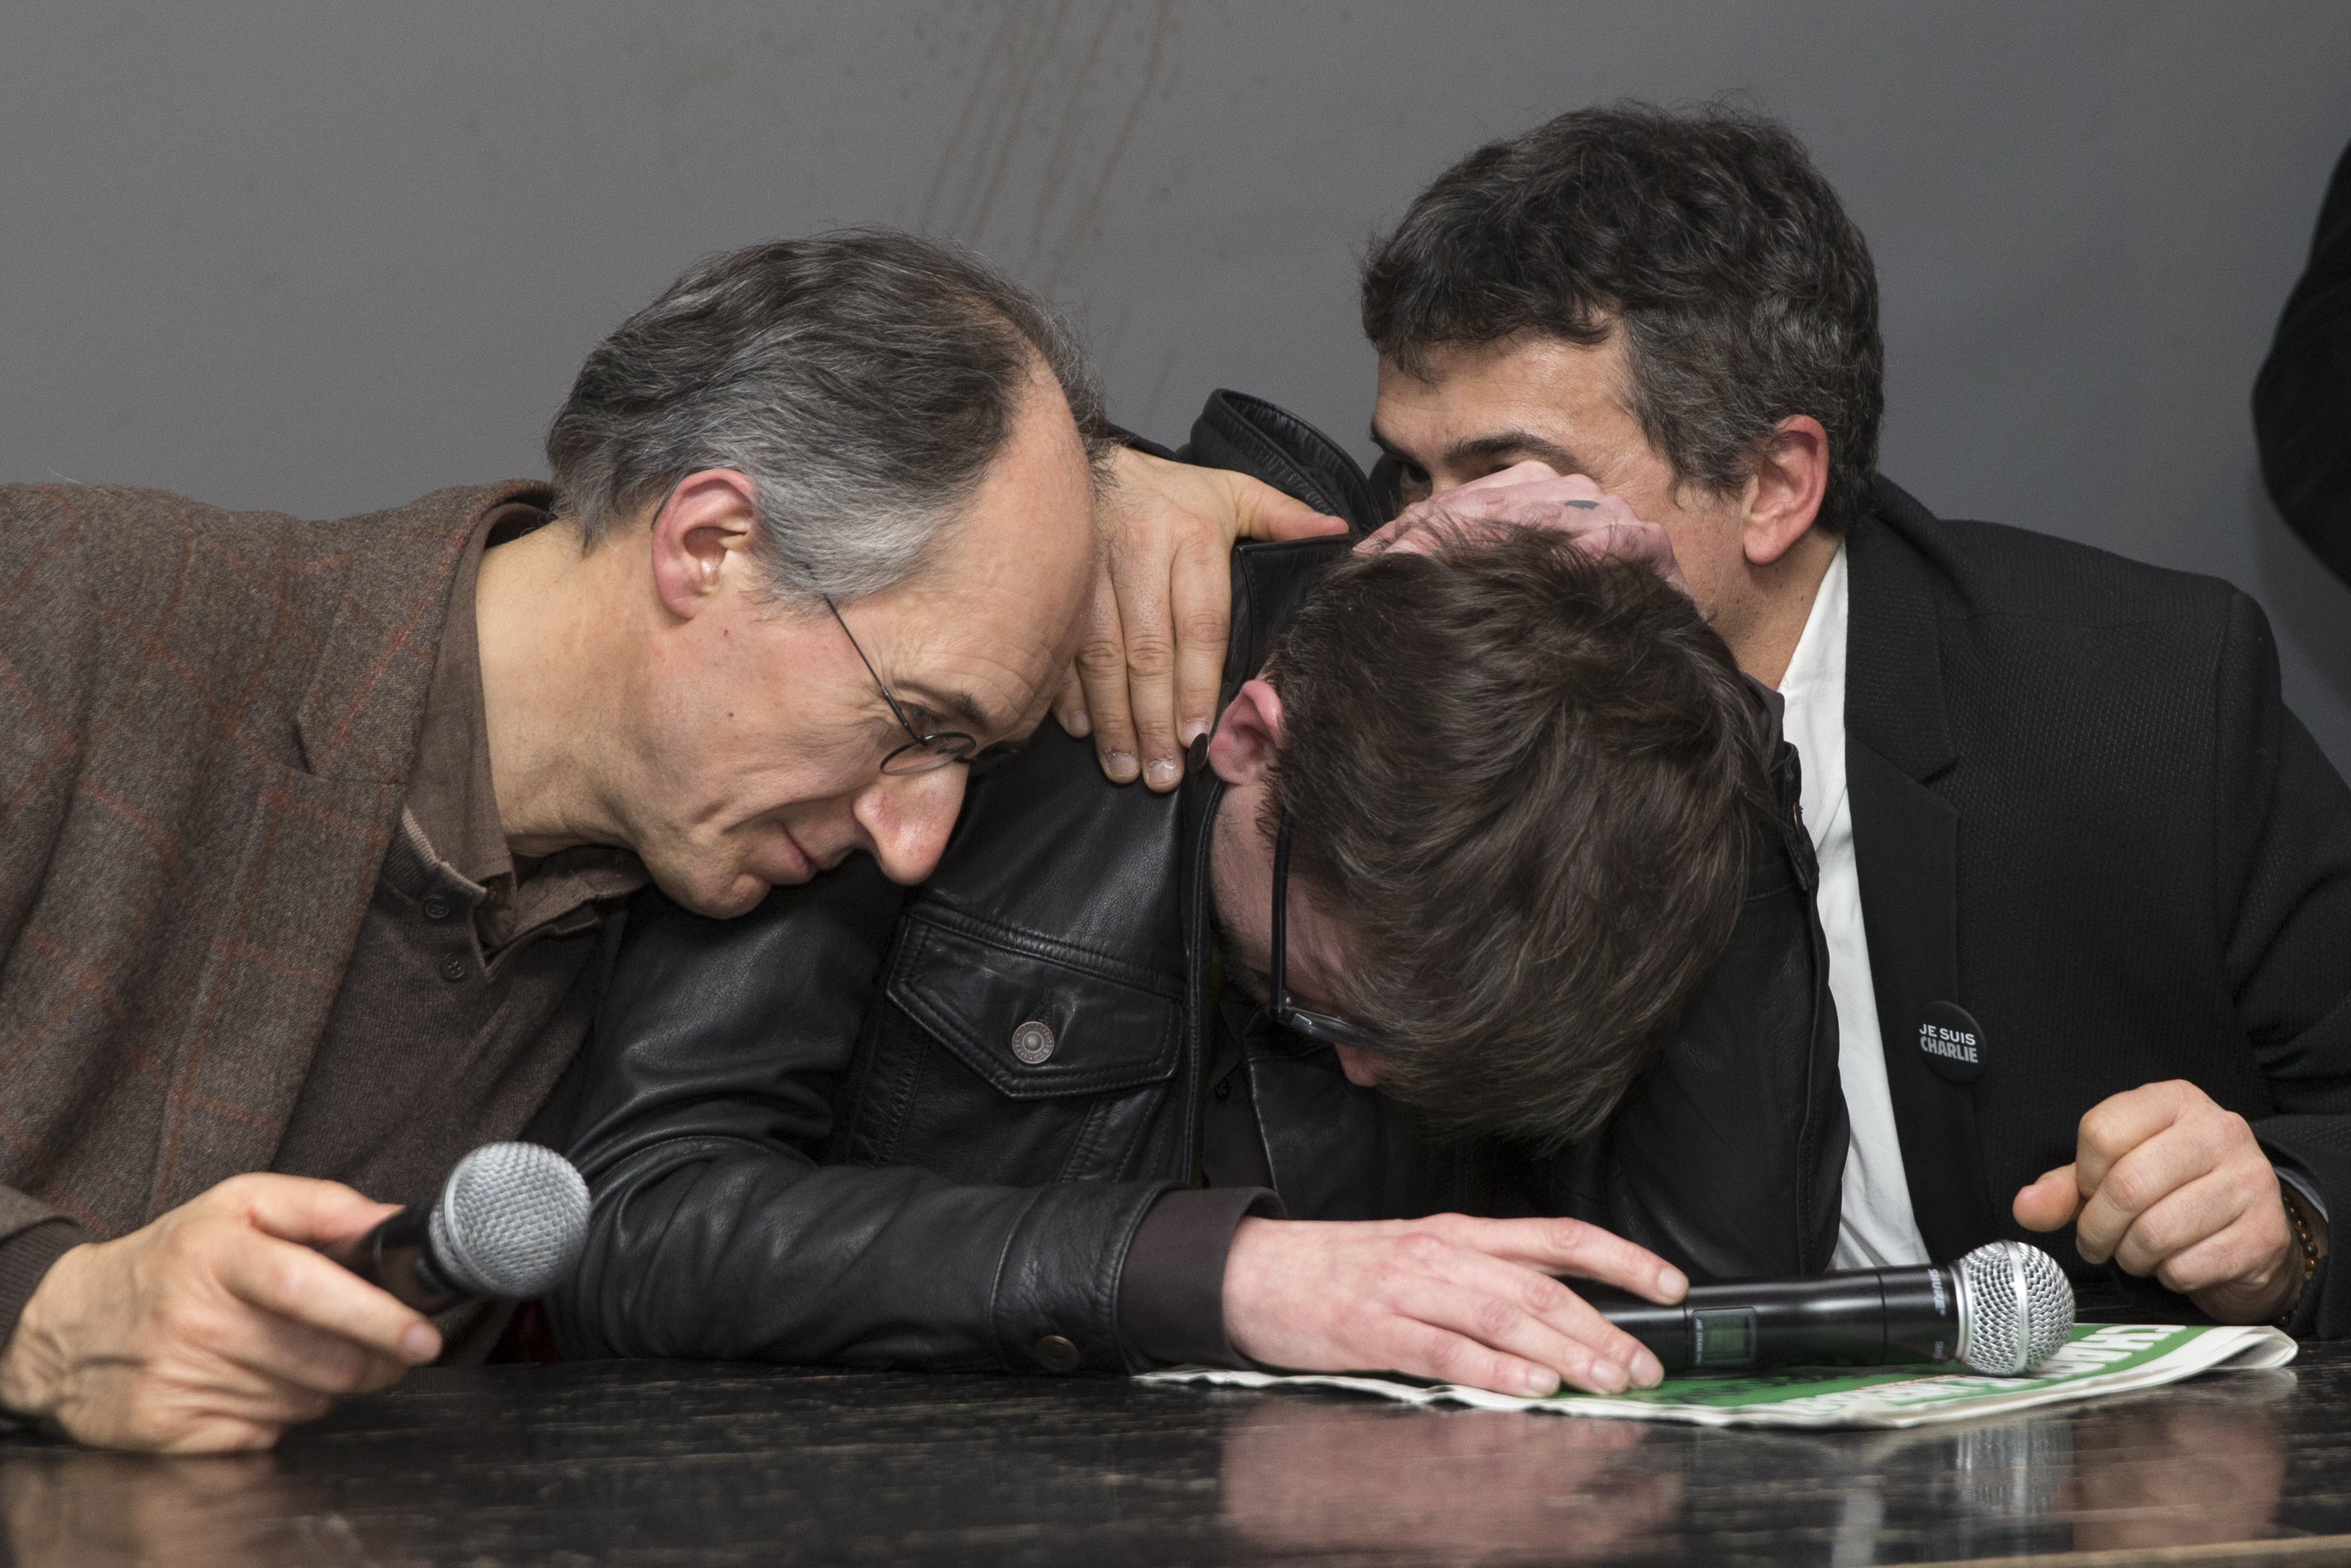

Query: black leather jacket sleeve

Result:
[550,860,1176,1372]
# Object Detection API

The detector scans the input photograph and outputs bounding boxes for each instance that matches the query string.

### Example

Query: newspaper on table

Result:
[1141,1322,2297,1430]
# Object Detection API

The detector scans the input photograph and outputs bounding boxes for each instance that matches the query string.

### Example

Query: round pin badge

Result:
[1916,1000,1986,1085]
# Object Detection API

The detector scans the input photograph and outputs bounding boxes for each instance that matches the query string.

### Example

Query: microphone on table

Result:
[1591,1240,2076,1376]
[321,1143,592,1313]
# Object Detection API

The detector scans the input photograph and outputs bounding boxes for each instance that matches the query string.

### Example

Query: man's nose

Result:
[853,767,967,885]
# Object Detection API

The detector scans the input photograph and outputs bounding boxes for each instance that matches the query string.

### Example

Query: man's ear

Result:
[648,469,764,620]
[1205,678,1284,786]
[1739,415,1829,569]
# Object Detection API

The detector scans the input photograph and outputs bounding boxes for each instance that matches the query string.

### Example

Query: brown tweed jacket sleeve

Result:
[0,480,537,1322]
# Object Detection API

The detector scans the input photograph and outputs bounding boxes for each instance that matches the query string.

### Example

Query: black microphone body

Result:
[1595,1264,1962,1374]
[324,1205,468,1313]
[1589,1241,2076,1376]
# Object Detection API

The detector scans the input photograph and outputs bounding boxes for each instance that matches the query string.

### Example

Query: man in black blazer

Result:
[1110,103,2351,1333]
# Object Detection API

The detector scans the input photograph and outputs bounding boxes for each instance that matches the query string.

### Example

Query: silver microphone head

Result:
[1952,1240,2074,1375]
[426,1143,591,1300]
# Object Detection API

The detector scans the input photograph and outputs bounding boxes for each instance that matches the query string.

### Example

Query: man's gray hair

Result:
[546,229,1106,600]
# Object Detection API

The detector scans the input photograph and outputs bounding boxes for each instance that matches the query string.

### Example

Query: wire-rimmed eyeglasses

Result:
[1267,805,1374,1050]
[822,595,988,776]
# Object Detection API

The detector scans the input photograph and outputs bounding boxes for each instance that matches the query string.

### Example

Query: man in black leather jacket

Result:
[1056,103,2349,1335]
[552,391,1845,1395]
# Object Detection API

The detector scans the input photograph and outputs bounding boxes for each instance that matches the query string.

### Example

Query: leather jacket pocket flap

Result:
[887,919,1181,1101]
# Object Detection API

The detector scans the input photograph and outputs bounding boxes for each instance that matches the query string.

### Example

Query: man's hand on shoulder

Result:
[0,1174,442,1452]
[1057,445,1345,794]
[1362,462,1696,604]
[2013,1079,2325,1323]
[1221,1213,1685,1396]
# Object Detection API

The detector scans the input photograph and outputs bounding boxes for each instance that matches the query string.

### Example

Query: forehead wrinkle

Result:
[866,540,1077,724]
[894,620,1063,739]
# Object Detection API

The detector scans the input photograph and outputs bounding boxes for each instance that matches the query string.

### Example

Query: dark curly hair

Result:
[1266,526,1774,1147]
[1361,103,1883,536]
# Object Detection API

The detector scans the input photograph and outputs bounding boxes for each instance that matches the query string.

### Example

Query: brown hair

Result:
[1268,527,1773,1147]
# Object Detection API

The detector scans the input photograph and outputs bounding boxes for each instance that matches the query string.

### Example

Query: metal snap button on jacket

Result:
[1010,1020,1056,1065]
[1033,1334,1080,1372]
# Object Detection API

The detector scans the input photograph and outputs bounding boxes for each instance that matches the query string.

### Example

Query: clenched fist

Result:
[2014,1080,2325,1323]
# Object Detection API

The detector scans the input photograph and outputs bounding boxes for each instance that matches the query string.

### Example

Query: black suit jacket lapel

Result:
[1845,483,1999,1259]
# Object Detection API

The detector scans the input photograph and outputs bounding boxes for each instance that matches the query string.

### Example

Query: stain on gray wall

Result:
[4,1,2349,765]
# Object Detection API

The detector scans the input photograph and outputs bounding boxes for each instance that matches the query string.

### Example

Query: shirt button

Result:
[439,954,468,983]
[1033,1334,1081,1373]
[422,895,454,922]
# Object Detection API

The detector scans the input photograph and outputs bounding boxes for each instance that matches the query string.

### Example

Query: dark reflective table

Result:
[3,1345,2346,1566]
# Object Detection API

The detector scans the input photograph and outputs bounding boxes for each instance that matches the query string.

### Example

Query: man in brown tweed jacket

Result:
[0,230,1331,1454]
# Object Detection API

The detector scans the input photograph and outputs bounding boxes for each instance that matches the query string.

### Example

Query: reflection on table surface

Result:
[0,1349,2339,1566]
[0,1450,381,1568]
[1218,1398,1682,1559]
[1218,1369,2302,1563]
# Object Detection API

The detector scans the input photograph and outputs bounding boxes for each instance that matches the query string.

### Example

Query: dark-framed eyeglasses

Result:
[1266,805,1374,1050]
[822,595,981,776]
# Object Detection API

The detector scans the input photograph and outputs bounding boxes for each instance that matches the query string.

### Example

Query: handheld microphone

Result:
[1592,1240,2075,1376]
[323,1143,592,1313]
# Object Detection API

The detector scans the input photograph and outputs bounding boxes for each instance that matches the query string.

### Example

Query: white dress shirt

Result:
[1776,543,1933,1270]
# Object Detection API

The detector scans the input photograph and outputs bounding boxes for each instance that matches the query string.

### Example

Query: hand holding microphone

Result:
[320,1143,591,1312]
[0,1176,435,1452]
[0,1145,592,1453]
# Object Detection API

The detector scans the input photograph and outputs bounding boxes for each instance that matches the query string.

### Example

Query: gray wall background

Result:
[7,2,2351,767]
